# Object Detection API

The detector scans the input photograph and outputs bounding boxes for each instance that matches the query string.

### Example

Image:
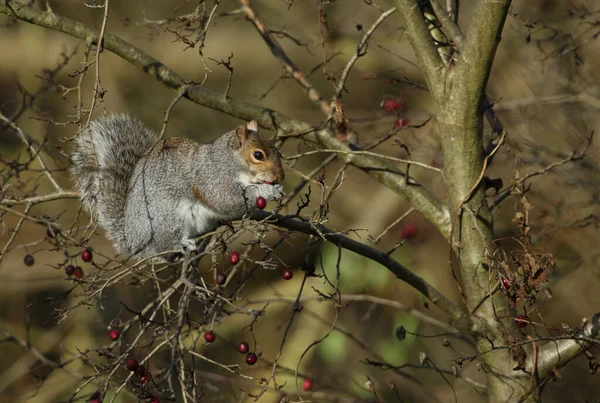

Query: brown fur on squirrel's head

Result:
[233,121,285,184]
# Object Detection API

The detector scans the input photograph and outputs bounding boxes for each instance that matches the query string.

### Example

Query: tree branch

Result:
[392,0,445,101]
[0,0,451,238]
[454,0,511,111]
[529,313,600,379]
[239,0,330,116]
[250,211,473,333]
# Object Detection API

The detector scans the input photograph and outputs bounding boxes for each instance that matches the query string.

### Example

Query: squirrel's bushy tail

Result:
[70,114,160,253]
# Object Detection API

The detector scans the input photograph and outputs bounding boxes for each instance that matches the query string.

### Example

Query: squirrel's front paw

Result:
[262,183,285,201]
[180,238,197,252]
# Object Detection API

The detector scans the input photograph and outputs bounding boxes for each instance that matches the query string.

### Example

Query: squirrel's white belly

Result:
[180,200,220,237]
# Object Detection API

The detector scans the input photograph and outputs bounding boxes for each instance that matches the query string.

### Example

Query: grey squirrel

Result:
[71,114,285,260]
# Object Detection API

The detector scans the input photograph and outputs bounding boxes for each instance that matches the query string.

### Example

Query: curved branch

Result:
[250,211,473,333]
[0,0,451,239]
[529,313,600,379]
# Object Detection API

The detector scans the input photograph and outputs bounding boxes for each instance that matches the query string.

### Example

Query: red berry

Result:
[73,266,84,278]
[204,331,216,343]
[283,268,293,280]
[65,265,75,276]
[24,254,35,266]
[150,398,160,403]
[501,277,511,290]
[109,329,120,341]
[394,117,408,129]
[256,196,267,210]
[136,364,147,376]
[140,374,150,385]
[302,378,314,391]
[126,358,139,372]
[381,97,405,113]
[82,249,93,263]
[216,273,226,285]
[90,399,102,403]
[515,315,528,328]
[238,341,249,354]
[245,352,258,365]
[264,181,273,185]
[229,252,240,265]
[400,224,417,239]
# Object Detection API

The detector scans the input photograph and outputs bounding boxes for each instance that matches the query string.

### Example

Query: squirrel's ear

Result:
[233,125,248,149]
[246,120,259,132]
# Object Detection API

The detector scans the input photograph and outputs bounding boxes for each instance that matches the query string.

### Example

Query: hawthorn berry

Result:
[140,374,150,385]
[109,329,120,341]
[65,265,75,276]
[394,117,408,129]
[229,251,240,265]
[400,224,417,239]
[515,315,528,328]
[126,358,139,372]
[24,254,35,266]
[204,331,216,343]
[255,196,267,210]
[216,273,226,285]
[150,398,160,403]
[136,364,147,376]
[245,352,258,365]
[302,378,314,391]
[90,399,102,403]
[81,249,93,263]
[73,266,84,278]
[381,97,405,113]
[238,341,249,354]
[501,278,511,290]
[283,268,293,280]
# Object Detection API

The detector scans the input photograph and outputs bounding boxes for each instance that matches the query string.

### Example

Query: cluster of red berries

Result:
[125,358,154,389]
[380,97,409,129]
[203,332,259,366]
[64,249,93,278]
[237,341,257,365]
[381,97,405,113]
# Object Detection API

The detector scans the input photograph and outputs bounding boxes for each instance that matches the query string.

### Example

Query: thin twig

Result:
[335,8,396,98]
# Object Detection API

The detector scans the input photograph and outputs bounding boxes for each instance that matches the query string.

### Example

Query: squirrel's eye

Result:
[253,150,265,161]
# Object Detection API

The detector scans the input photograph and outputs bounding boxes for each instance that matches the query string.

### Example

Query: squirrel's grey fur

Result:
[71,114,285,260]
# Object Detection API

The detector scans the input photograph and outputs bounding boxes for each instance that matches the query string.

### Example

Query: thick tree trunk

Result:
[438,107,536,401]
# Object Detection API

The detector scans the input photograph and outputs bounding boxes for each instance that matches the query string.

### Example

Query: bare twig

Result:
[239,0,330,115]
[335,8,396,98]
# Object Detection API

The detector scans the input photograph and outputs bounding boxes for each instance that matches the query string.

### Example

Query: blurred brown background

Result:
[0,0,599,402]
